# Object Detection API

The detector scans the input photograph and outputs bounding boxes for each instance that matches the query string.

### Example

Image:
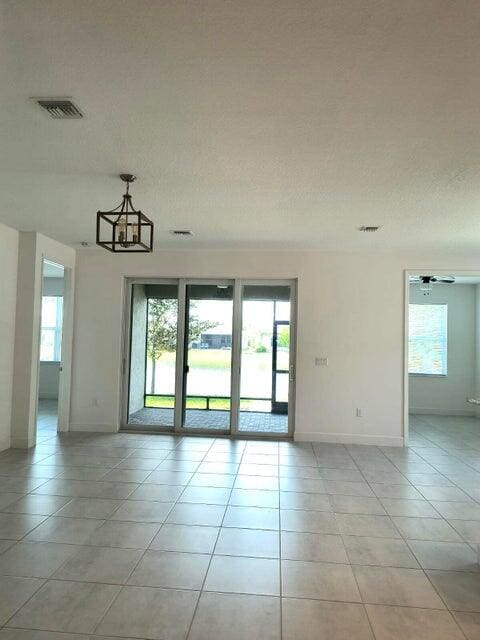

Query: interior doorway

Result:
[123,278,296,437]
[36,260,65,441]
[404,270,480,446]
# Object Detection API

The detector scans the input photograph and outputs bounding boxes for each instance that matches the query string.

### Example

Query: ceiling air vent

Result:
[171,230,193,236]
[33,98,83,119]
[358,225,381,232]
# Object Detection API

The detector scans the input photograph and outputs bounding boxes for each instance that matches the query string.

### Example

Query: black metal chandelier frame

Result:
[96,174,154,253]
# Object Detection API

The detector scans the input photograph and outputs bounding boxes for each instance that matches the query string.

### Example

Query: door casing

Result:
[35,258,73,439]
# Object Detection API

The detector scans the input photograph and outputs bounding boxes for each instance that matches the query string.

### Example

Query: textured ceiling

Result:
[2,0,480,251]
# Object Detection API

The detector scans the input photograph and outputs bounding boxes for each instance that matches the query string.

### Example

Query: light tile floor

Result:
[0,414,479,638]
[36,399,58,438]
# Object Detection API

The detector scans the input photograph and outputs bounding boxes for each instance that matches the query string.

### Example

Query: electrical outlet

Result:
[315,357,328,366]
[355,408,362,418]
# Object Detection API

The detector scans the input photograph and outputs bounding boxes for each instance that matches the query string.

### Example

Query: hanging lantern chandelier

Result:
[96,174,154,252]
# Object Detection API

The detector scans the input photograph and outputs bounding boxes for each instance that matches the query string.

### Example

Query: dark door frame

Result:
[272,319,289,414]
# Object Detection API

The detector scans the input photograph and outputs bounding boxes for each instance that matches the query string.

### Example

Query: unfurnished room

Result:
[1,2,480,639]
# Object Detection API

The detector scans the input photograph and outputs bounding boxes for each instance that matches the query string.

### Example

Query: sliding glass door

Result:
[182,283,234,432]
[127,282,179,429]
[123,278,295,437]
[238,284,292,435]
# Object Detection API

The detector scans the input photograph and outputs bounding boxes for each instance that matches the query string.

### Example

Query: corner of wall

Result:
[0,222,20,451]
[0,435,11,453]
[475,284,480,418]
[10,231,77,448]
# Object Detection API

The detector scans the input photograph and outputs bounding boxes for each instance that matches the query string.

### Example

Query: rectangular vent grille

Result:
[171,230,193,236]
[35,99,83,119]
[358,225,380,232]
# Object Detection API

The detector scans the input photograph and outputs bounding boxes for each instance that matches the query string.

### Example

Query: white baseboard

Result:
[69,423,119,433]
[294,432,405,447]
[410,408,477,417]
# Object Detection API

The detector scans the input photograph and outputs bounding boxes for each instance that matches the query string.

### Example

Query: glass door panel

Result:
[272,321,289,414]
[238,284,292,434]
[275,373,289,403]
[182,283,233,431]
[127,282,178,428]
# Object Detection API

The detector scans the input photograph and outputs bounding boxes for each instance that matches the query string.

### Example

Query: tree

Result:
[147,298,217,394]
[147,299,177,394]
[277,325,290,348]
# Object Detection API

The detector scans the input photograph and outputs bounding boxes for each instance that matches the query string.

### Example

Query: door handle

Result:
[185,365,189,374]
[289,365,294,382]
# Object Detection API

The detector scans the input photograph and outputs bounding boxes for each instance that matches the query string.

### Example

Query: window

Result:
[408,303,447,375]
[40,296,63,361]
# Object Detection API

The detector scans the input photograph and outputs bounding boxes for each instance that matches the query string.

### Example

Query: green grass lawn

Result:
[145,395,230,409]
[156,348,271,370]
[146,349,274,410]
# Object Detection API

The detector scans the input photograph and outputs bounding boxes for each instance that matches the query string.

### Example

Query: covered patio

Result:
[129,406,288,433]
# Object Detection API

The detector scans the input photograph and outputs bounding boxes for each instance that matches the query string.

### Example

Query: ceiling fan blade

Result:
[431,276,455,284]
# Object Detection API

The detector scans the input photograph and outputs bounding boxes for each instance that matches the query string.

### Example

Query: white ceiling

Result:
[2,0,480,251]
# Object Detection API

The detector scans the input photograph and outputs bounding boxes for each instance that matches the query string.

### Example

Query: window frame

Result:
[408,302,448,377]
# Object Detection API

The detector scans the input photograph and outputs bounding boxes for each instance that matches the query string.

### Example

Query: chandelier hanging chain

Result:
[107,182,137,217]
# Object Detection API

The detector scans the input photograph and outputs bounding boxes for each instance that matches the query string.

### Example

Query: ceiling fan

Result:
[409,275,455,296]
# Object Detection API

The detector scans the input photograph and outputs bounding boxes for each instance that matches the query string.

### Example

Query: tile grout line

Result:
[184,437,246,640]
[344,441,467,637]
[0,432,203,636]
[407,430,480,554]
[2,423,480,637]
[91,437,218,637]
[278,443,283,640]
[342,442,382,640]
[353,440,470,639]
[401,437,480,553]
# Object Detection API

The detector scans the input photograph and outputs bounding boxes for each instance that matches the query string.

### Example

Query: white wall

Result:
[69,249,480,445]
[408,283,476,416]
[0,222,19,451]
[11,233,75,448]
